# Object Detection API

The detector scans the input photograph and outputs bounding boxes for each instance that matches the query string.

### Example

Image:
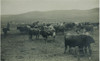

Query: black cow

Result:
[64,34,95,56]
[64,23,75,31]
[28,28,40,40]
[54,24,65,34]
[2,27,10,36]
[84,25,94,32]
[2,22,10,36]
[17,26,29,33]
[40,30,56,43]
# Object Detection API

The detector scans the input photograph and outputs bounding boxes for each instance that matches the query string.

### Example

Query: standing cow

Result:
[2,22,10,36]
[64,33,95,57]
[54,23,65,34]
[27,25,40,40]
[40,24,56,43]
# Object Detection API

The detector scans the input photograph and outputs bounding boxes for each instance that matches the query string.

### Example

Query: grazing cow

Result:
[64,33,95,57]
[31,21,39,28]
[64,23,75,31]
[26,25,40,40]
[40,24,56,43]
[54,24,65,34]
[83,25,94,33]
[40,30,56,43]
[17,26,29,33]
[75,23,94,34]
[28,27,40,40]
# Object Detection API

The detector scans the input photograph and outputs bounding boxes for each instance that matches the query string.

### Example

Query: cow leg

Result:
[88,44,92,56]
[76,47,80,61]
[87,44,92,60]
[69,46,71,54]
[53,36,55,41]
[45,39,46,44]
[37,35,38,39]
[36,34,39,39]
[4,31,7,37]
[79,46,84,57]
[36,35,39,39]
[64,46,67,54]
[37,34,39,39]
[36,35,37,39]
[29,34,32,40]
[36,35,38,39]
[84,46,88,55]
[44,37,47,44]
[4,31,6,35]
[64,41,68,54]
[31,35,33,40]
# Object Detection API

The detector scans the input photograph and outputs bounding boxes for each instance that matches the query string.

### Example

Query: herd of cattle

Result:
[2,21,99,59]
[16,22,99,39]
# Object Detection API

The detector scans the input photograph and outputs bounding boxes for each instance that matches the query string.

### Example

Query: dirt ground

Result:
[1,28,99,61]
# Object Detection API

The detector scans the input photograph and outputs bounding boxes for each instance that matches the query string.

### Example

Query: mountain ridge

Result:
[1,8,99,23]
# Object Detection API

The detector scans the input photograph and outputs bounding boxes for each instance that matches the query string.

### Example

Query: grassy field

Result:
[1,27,99,61]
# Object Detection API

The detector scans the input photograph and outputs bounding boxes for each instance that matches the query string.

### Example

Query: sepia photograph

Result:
[1,0,99,61]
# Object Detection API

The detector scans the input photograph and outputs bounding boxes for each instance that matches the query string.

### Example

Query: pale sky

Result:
[1,0,99,15]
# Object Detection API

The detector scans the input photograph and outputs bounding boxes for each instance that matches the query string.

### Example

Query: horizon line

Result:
[1,7,99,15]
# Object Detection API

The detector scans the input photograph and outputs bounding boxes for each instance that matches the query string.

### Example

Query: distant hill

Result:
[1,8,99,24]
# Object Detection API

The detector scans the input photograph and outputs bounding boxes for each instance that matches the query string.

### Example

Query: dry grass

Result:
[1,28,99,61]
